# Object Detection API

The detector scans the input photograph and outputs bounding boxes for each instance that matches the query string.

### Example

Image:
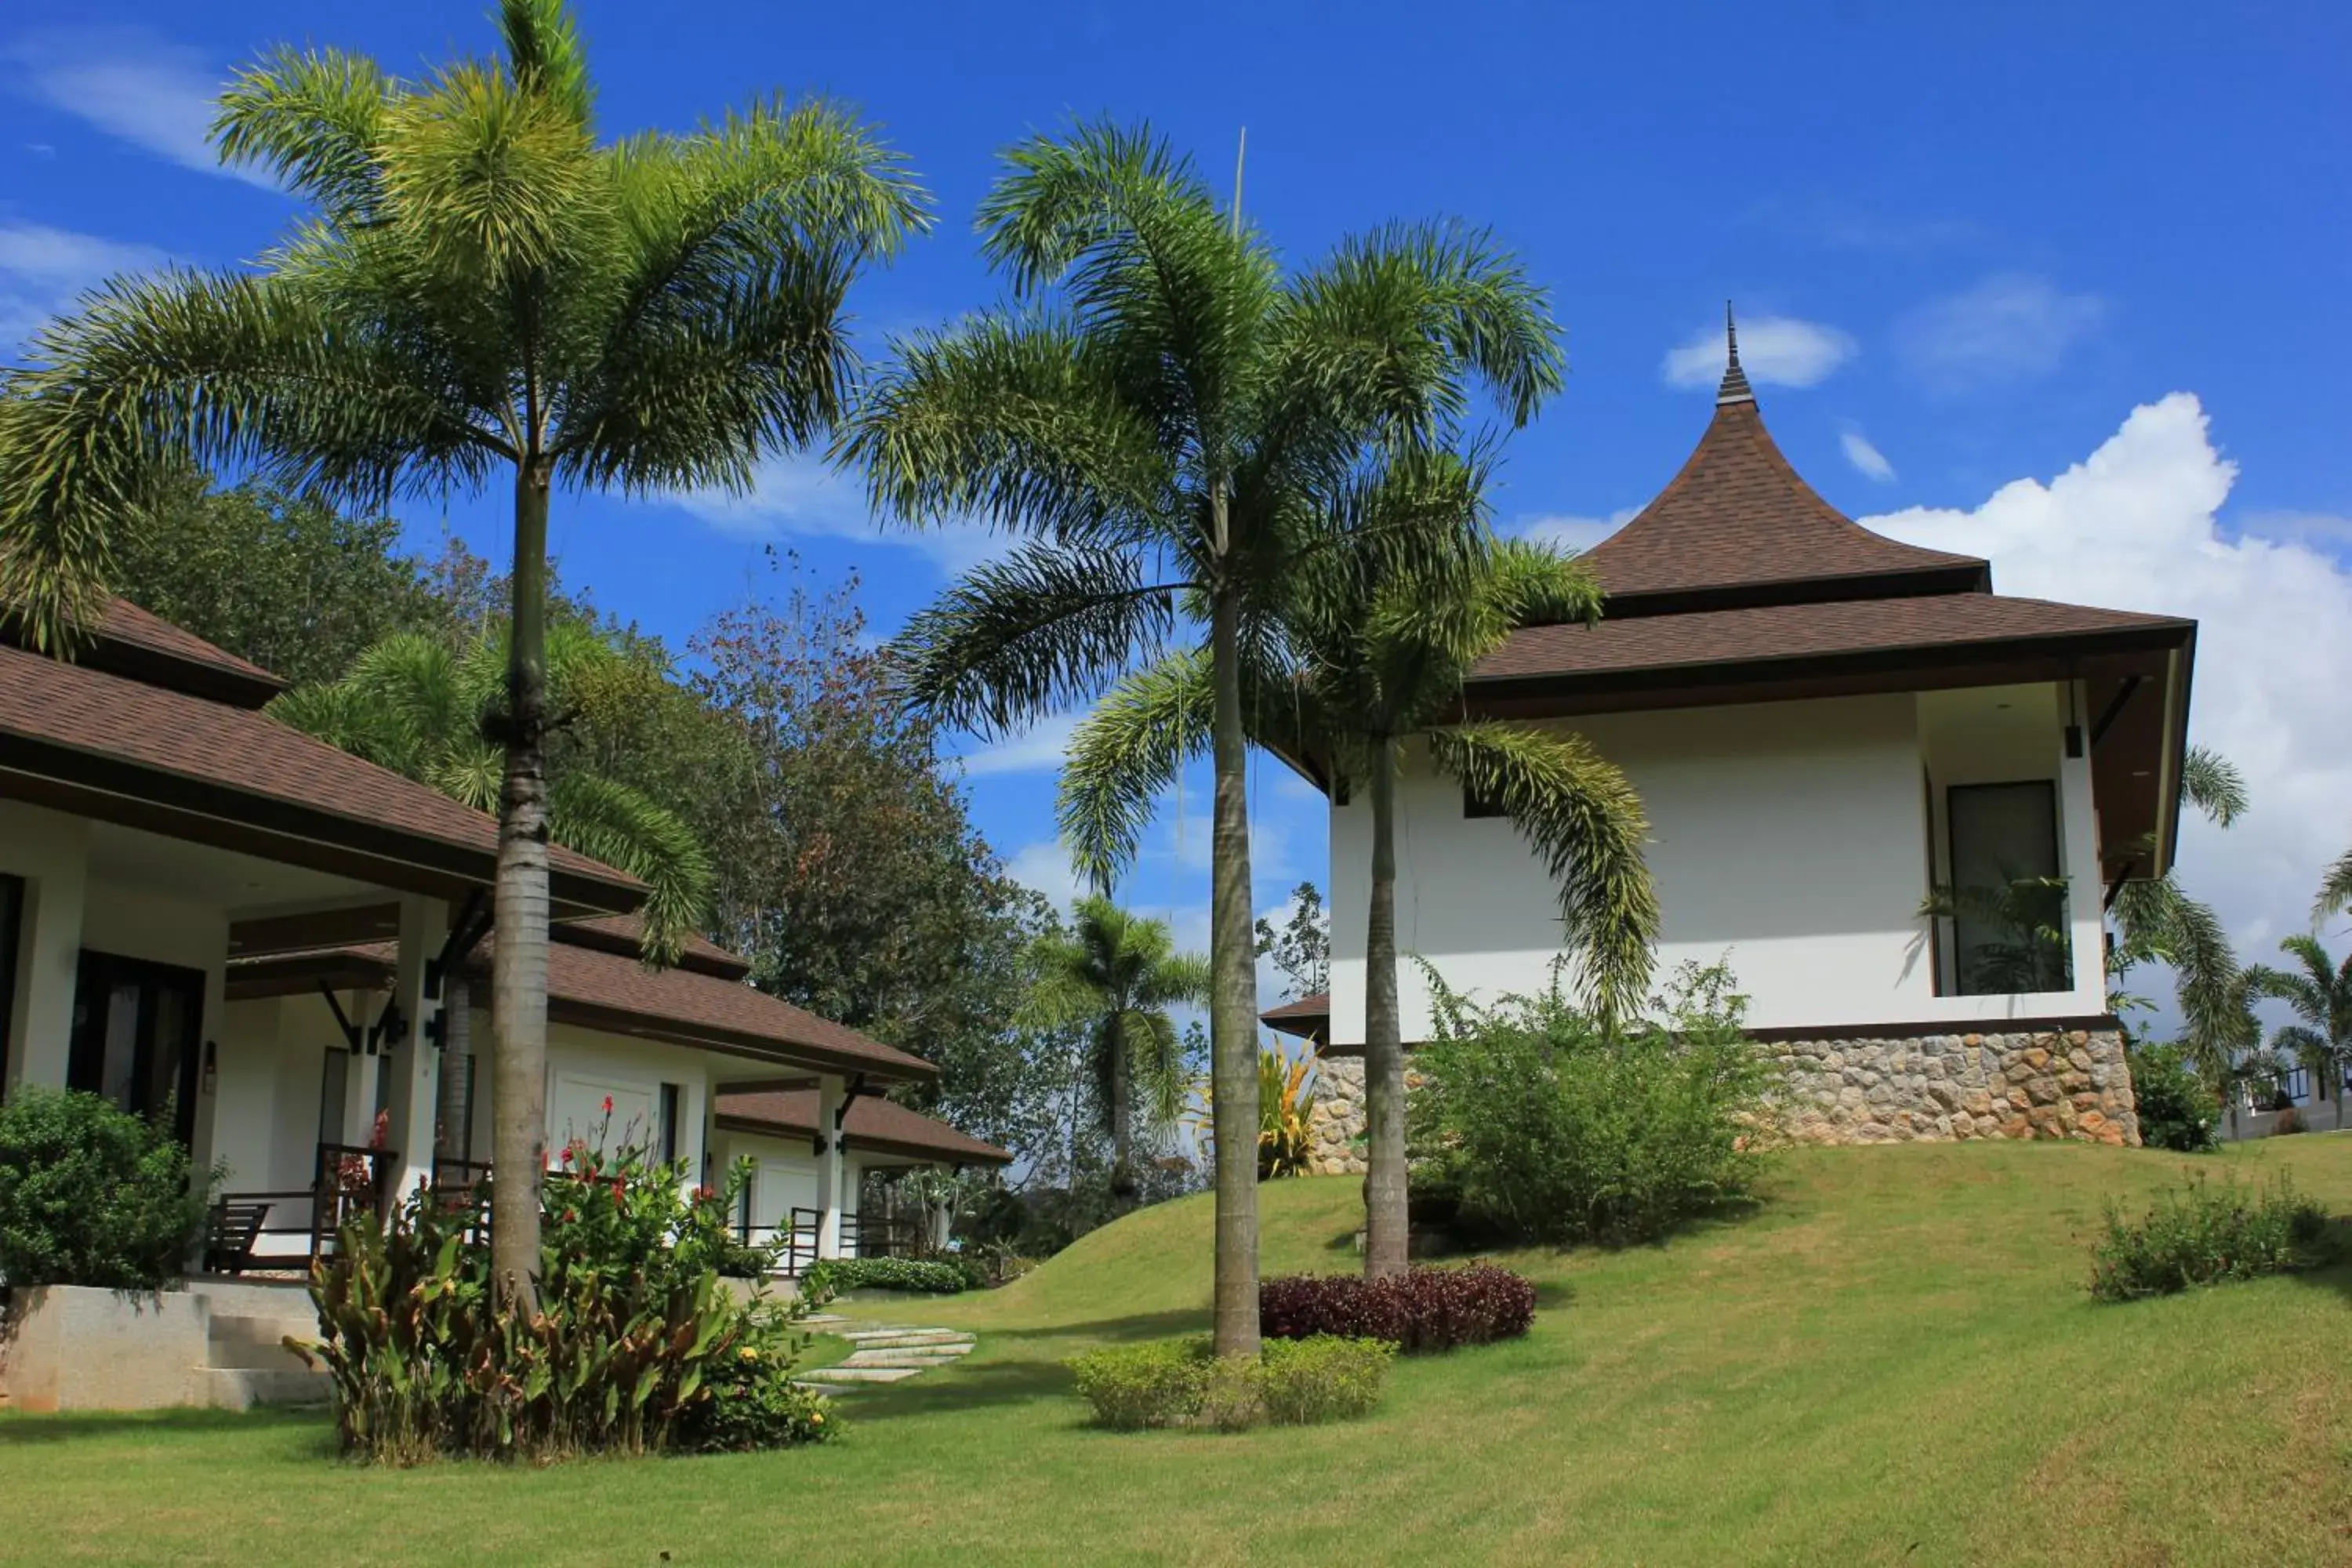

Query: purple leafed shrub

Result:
[1258,1263,1537,1353]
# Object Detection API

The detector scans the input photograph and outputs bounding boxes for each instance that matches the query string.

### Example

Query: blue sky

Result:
[5,1,2350,1003]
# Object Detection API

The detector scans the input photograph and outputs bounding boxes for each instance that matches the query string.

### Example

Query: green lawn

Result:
[5,1138,2350,1566]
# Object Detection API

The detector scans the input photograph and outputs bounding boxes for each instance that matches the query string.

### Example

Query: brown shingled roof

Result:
[1577,401,1986,611]
[1475,593,2193,688]
[0,641,642,913]
[226,928,935,1083]
[717,1089,1011,1165]
[100,600,284,696]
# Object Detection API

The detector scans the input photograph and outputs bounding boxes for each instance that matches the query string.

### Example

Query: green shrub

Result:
[0,1087,217,1290]
[2125,1040,2220,1152]
[1067,1338,1212,1430]
[1065,1335,1395,1432]
[1410,960,1769,1246]
[2089,1173,2332,1301]
[298,1138,822,1462]
[800,1254,979,1298]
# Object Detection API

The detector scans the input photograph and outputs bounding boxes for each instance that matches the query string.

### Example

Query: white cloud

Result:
[956,710,1083,778]
[1518,506,1636,555]
[1839,428,1897,484]
[0,221,168,347]
[668,451,1004,574]
[1864,393,2352,972]
[4,27,273,189]
[1896,273,2104,390]
[1663,314,1854,390]
[1004,839,1088,912]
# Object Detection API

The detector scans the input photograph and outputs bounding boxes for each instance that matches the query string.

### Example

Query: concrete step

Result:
[794,1365,924,1385]
[201,1365,332,1411]
[187,1277,319,1319]
[206,1315,319,1371]
[843,1348,973,1368]
[838,1329,971,1346]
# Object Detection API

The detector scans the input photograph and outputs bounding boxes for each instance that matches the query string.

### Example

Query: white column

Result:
[814,1073,845,1260]
[381,895,447,1200]
[3,811,89,1094]
[930,1174,955,1251]
[339,993,378,1146]
[2056,687,2107,1011]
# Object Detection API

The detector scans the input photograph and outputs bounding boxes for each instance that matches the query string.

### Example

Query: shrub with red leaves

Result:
[1258,1263,1537,1353]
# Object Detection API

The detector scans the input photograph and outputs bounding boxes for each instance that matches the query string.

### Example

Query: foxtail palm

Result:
[2243,935,2352,1111]
[1062,517,1657,1277]
[1022,897,1210,1200]
[844,123,1561,1353]
[0,0,926,1301]
[2110,746,2256,1084]
[270,625,712,956]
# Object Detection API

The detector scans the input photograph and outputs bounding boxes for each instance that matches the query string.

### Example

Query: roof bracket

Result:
[424,889,491,1004]
[2089,674,2146,748]
[2102,859,2139,913]
[318,983,364,1054]
[812,1073,871,1155]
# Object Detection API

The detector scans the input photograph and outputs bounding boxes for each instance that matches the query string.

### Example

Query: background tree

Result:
[1061,524,1656,1277]
[1255,884,1330,1002]
[2242,935,2352,1110]
[103,470,449,687]
[688,560,1074,1173]
[0,0,926,1300]
[845,122,1562,1353]
[1023,898,1210,1199]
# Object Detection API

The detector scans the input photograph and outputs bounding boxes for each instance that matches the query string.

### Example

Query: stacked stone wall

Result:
[1294,1025,2140,1163]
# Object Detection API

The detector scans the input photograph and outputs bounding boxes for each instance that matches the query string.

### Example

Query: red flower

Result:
[601,1095,615,1116]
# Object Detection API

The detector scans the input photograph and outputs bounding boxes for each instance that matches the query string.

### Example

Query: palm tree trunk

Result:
[490,456,554,1308]
[1109,1021,1135,1201]
[1207,580,1261,1358]
[1363,735,1408,1279]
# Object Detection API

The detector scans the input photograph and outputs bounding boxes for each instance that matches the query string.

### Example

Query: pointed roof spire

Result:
[1717,300,1755,407]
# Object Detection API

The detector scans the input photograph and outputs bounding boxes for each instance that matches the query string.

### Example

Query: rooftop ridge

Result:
[1717,301,1755,407]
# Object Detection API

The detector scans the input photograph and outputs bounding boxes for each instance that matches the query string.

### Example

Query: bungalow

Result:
[1280,319,2196,1152]
[0,599,1005,1407]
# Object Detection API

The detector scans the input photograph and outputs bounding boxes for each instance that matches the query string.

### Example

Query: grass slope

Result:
[3,1139,2349,1566]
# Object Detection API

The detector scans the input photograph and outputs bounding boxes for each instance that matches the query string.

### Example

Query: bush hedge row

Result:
[1259,1263,1536,1352]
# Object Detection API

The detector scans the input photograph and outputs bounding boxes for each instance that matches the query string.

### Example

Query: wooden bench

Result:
[203,1200,274,1276]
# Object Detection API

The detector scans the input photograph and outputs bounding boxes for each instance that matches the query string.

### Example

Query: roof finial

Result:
[1717,299,1755,407]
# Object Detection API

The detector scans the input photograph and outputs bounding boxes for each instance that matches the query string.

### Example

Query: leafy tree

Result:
[270,625,713,954]
[1255,884,1330,1002]
[0,0,926,1300]
[1023,898,1210,1199]
[687,563,1070,1173]
[103,469,448,688]
[844,122,1561,1353]
[1062,527,1656,1276]
[2243,935,2352,1111]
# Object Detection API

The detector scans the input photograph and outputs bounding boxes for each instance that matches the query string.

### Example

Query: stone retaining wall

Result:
[1294,1025,2140,1163]
[1763,1027,2139,1146]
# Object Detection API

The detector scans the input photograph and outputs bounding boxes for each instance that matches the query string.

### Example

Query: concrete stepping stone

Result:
[845,1333,973,1350]
[843,1348,975,1368]
[797,1365,924,1385]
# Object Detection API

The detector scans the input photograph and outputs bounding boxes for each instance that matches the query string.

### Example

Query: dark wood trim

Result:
[546,996,936,1083]
[1574,563,1994,622]
[1742,1014,2122,1044]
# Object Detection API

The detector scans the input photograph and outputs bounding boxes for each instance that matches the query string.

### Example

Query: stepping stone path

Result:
[793,1314,976,1393]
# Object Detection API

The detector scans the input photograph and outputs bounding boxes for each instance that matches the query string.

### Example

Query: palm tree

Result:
[0,0,927,1301]
[270,624,713,956]
[842,122,1561,1354]
[2243,935,2352,1114]
[1061,519,1657,1277]
[1022,897,1210,1201]
[2110,746,2257,1085]
[2317,851,2352,927]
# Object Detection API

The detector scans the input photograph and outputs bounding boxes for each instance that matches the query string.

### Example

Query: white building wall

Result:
[1330,688,2106,1041]
[0,801,89,1091]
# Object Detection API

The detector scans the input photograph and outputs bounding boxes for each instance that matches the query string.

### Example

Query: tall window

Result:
[67,951,204,1144]
[1944,781,2069,996]
[0,875,22,1095]
[658,1082,683,1167]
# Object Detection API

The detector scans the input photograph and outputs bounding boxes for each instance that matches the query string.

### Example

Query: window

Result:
[658,1082,682,1166]
[67,951,204,1145]
[0,874,22,1095]
[1461,780,1508,819]
[1944,781,2069,996]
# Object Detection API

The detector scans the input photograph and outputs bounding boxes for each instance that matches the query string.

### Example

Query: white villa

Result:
[1271,325,2197,1151]
[0,601,1005,1409]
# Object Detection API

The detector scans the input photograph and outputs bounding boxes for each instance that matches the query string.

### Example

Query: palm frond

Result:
[2316,847,2352,926]
[1123,1006,1191,1131]
[543,771,712,963]
[2180,745,2249,828]
[1429,722,1657,1024]
[1057,649,1211,889]
[214,45,395,216]
[891,542,1178,736]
